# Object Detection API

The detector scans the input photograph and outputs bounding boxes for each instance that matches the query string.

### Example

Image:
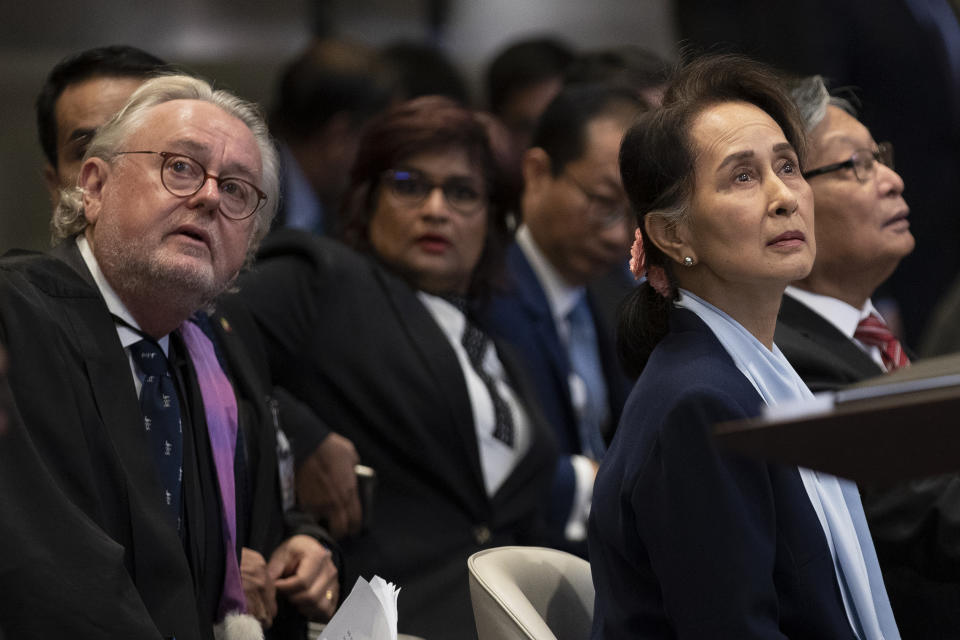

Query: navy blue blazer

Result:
[589,308,857,639]
[484,243,632,535]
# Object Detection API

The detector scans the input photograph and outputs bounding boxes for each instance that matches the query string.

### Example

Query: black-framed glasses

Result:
[116,150,267,220]
[381,169,486,216]
[562,170,629,227]
[802,142,894,183]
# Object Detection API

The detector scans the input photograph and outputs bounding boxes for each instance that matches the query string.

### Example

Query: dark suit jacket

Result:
[234,230,557,639]
[589,308,857,639]
[0,240,308,640]
[777,292,960,637]
[774,295,885,392]
[483,243,633,537]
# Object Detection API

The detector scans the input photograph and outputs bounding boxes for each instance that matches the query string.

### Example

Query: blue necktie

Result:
[130,339,183,531]
[566,295,608,459]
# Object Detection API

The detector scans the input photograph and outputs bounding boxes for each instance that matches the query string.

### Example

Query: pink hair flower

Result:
[629,226,671,298]
[629,227,646,280]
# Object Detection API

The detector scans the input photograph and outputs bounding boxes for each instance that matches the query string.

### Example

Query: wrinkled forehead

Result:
[125,99,263,181]
[690,101,789,165]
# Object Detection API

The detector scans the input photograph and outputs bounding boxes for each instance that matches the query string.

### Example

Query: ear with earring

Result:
[682,256,695,267]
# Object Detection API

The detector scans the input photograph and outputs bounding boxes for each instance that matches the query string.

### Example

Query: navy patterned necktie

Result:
[461,320,515,447]
[130,339,183,530]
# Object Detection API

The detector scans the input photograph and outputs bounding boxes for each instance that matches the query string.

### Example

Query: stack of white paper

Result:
[320,576,400,640]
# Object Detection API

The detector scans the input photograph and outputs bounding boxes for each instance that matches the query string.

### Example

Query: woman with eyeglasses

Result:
[234,96,557,639]
[588,56,899,639]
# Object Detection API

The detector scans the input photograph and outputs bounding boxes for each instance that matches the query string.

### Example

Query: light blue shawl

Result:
[677,289,899,640]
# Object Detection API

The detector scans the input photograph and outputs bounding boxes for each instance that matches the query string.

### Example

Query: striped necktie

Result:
[854,315,910,372]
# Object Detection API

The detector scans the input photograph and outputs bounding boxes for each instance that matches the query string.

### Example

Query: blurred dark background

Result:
[3,0,956,345]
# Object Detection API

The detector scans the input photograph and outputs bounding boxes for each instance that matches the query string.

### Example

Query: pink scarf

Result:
[180,319,246,619]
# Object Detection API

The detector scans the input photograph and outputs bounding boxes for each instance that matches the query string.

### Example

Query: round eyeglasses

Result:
[116,150,267,220]
[381,169,486,216]
[562,170,630,228]
[802,142,894,183]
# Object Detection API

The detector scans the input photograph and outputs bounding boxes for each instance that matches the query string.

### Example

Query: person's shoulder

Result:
[628,312,762,422]
[0,248,92,299]
[652,314,745,389]
[254,229,371,278]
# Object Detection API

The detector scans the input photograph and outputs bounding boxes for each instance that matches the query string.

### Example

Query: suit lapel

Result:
[372,261,487,497]
[777,295,885,384]
[53,251,198,634]
[508,246,575,412]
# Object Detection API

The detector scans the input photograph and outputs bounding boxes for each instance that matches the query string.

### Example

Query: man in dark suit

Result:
[776,76,960,636]
[0,75,336,640]
[484,85,643,551]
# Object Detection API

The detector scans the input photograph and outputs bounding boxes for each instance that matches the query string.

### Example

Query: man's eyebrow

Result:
[167,138,259,179]
[167,138,207,157]
[66,128,96,144]
[773,142,796,154]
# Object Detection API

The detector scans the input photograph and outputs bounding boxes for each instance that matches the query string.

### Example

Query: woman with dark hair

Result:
[235,96,554,639]
[588,55,899,639]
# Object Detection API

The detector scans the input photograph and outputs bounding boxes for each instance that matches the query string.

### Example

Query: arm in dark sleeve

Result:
[272,386,331,467]
[862,474,960,579]
[636,389,788,639]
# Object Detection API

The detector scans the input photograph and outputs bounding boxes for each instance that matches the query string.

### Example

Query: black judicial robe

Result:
[0,239,318,640]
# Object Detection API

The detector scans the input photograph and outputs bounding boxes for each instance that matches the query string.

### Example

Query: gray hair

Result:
[787,75,856,134]
[52,74,279,255]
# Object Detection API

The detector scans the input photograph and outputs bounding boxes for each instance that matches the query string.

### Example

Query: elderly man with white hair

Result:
[0,75,337,640]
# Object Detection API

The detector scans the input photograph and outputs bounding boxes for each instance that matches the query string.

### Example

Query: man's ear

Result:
[521,147,553,194]
[78,158,110,226]
[520,147,554,228]
[42,163,61,208]
[644,213,695,266]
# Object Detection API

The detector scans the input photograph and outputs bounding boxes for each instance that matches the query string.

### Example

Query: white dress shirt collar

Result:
[76,235,169,355]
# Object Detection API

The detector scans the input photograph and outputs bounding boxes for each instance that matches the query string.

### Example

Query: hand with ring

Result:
[268,534,340,621]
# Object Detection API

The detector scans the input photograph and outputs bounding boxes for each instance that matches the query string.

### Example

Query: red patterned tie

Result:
[854,315,910,372]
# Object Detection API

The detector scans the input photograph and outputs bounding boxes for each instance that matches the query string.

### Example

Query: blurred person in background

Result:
[36,44,169,207]
[565,45,672,108]
[269,39,396,235]
[485,36,575,153]
[483,84,644,556]
[381,40,470,104]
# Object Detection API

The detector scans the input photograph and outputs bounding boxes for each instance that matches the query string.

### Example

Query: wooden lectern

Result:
[715,353,960,483]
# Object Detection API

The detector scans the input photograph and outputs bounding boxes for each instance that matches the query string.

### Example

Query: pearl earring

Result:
[683,256,695,267]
